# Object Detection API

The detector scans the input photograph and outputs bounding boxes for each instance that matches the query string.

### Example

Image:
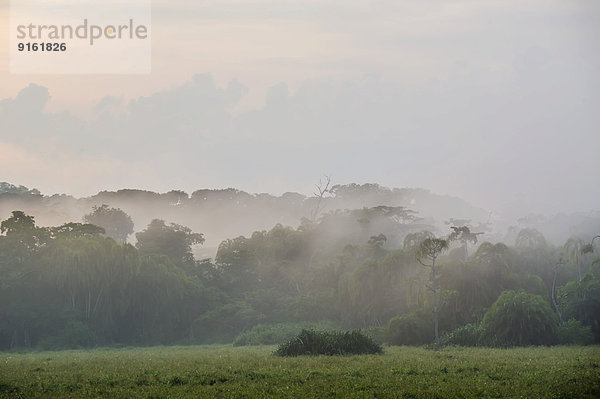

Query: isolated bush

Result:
[274,329,383,356]
[440,323,483,347]
[386,311,433,346]
[557,319,594,345]
[481,290,558,346]
[233,321,339,346]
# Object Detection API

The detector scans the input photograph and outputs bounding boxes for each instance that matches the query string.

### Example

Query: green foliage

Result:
[0,211,215,349]
[124,254,213,345]
[403,230,435,251]
[557,319,595,345]
[440,323,483,347]
[337,253,416,328]
[232,321,339,346]
[362,326,387,345]
[192,302,264,344]
[505,272,547,297]
[36,321,97,350]
[416,238,449,263]
[275,329,383,356]
[473,242,513,276]
[83,204,134,243]
[213,236,260,294]
[558,276,600,342]
[481,290,558,346]
[290,293,339,322]
[448,226,481,260]
[136,219,204,267]
[0,182,40,196]
[1,208,597,352]
[0,211,49,258]
[515,228,548,249]
[50,222,105,239]
[386,311,433,346]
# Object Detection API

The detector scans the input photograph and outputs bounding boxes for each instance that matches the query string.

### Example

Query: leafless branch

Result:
[310,175,332,222]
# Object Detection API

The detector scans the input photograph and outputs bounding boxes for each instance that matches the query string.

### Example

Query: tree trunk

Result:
[87,290,91,319]
[433,256,439,351]
[93,284,105,315]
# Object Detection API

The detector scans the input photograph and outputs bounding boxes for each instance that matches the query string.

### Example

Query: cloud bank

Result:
[1,56,598,218]
[1,1,598,217]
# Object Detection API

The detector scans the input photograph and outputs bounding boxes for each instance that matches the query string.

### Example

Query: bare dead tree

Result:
[310,175,332,222]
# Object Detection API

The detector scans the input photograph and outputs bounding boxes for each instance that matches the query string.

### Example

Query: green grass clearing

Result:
[1,345,599,398]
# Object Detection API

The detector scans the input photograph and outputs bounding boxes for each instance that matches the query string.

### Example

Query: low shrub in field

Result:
[440,323,483,347]
[557,319,594,345]
[233,321,339,346]
[274,329,383,356]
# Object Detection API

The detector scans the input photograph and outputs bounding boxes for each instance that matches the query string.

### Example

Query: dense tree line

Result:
[3,181,599,258]
[0,206,599,350]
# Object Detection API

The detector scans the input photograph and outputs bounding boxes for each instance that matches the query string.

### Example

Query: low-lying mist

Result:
[1,181,597,259]
[1,180,598,351]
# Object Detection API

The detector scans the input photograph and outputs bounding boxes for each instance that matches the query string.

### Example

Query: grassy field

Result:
[1,345,599,398]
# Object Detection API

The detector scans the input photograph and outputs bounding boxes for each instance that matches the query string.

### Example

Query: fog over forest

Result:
[1,179,599,350]
[1,0,599,368]
[1,181,598,258]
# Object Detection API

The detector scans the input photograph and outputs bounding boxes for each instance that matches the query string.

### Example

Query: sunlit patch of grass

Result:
[0,345,599,398]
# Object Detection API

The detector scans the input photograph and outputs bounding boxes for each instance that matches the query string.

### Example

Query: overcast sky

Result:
[0,0,599,217]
